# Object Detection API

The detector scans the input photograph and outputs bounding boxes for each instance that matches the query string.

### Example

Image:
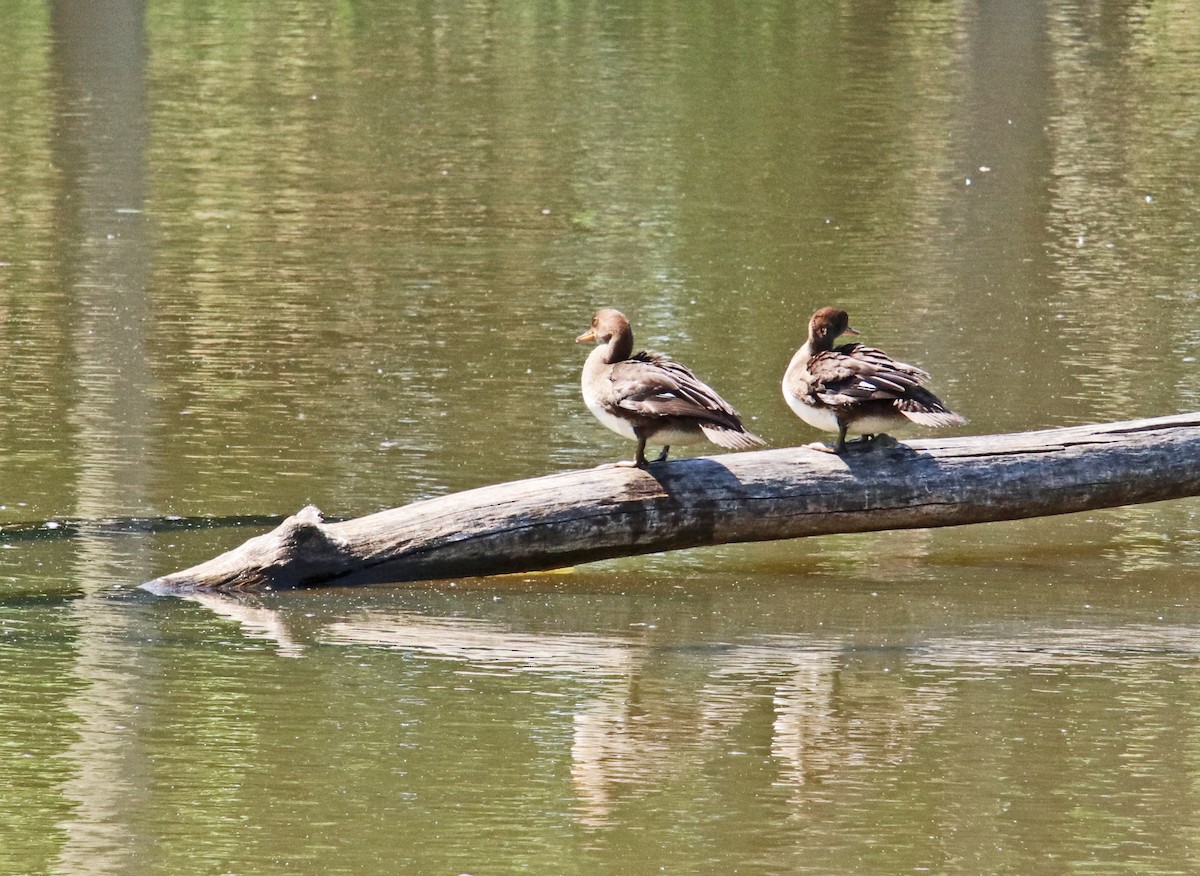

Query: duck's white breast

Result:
[585,396,639,440]
[783,388,841,434]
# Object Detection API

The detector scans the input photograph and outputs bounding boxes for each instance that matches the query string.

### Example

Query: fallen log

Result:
[144,412,1200,592]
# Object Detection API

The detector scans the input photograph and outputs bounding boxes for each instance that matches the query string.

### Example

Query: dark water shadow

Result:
[0,514,299,542]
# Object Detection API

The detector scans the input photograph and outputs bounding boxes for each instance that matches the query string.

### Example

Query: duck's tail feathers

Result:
[700,424,767,450]
[901,409,967,428]
[895,386,967,428]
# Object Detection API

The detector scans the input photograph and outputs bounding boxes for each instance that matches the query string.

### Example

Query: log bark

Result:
[144,413,1200,592]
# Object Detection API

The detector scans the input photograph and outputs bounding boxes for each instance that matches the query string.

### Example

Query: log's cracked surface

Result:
[143,413,1200,592]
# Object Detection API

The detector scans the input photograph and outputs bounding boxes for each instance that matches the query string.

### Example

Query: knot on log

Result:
[258,505,350,589]
[281,505,331,550]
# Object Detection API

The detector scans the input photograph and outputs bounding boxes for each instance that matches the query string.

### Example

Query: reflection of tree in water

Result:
[49,0,159,873]
[701,644,952,807]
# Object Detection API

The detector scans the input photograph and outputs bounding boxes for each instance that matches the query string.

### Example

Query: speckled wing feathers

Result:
[807,343,963,424]
[606,351,747,433]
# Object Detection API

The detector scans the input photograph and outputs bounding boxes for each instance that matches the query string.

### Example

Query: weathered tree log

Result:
[144,413,1200,592]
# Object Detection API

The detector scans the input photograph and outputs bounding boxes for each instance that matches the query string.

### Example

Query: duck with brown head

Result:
[783,306,966,453]
[576,308,764,467]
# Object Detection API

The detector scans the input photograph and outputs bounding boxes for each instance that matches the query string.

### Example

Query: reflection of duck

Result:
[783,307,966,453]
[576,308,764,467]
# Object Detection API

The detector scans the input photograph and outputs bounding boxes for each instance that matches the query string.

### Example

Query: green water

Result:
[3,0,1200,872]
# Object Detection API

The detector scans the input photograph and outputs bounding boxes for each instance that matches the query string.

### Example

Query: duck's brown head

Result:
[808,306,859,350]
[576,309,634,361]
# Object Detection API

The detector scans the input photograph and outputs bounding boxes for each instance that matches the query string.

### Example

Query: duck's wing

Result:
[808,343,931,408]
[606,351,747,431]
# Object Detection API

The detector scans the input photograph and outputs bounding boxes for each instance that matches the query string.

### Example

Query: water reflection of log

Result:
[187,598,1200,826]
[146,413,1200,591]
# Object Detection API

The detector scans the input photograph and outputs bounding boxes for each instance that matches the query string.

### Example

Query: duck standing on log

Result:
[783,306,966,453]
[576,308,764,467]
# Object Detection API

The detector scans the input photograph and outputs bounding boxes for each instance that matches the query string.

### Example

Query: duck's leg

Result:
[653,445,670,463]
[634,434,651,468]
[597,434,645,469]
[808,426,879,455]
[832,420,849,454]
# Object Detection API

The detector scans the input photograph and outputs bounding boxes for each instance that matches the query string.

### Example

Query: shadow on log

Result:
[144,413,1200,592]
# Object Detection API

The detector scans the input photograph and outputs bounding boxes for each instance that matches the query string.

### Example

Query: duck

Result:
[576,308,764,467]
[782,306,966,453]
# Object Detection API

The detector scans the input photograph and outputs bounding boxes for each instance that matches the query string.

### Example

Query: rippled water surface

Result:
[4,0,1200,873]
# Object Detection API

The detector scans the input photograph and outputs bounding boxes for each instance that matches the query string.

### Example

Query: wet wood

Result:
[144,413,1200,592]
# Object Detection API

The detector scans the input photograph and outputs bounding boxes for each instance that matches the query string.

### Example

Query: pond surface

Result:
[3,0,1200,872]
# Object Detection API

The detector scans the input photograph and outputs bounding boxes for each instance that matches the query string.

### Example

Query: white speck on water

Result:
[1183,356,1196,363]
[1077,235,1085,246]
[979,166,991,172]
[541,208,551,215]
[43,521,61,530]
[965,178,972,186]
[1146,195,1153,203]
